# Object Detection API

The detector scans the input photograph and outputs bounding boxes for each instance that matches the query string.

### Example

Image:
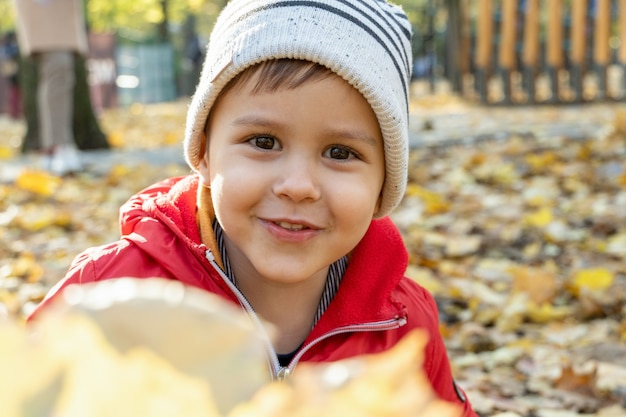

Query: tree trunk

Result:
[157,0,170,43]
[445,0,463,93]
[20,54,109,153]
[72,55,109,150]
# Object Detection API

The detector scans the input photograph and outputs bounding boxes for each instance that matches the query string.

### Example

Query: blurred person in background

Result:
[13,0,88,175]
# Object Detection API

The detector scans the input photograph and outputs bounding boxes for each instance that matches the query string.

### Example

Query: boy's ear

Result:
[197,131,211,185]
[373,192,382,217]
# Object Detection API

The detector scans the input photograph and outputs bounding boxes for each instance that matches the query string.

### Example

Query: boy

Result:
[31,0,476,415]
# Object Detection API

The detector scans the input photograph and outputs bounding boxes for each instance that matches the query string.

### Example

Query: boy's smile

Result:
[262,218,321,243]
[199,68,385,290]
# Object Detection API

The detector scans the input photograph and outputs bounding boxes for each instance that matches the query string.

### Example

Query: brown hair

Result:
[221,58,334,96]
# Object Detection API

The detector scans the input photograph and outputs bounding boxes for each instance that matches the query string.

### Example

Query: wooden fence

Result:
[444,0,626,105]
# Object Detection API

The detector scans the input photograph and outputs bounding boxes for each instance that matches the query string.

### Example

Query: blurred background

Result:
[1,0,624,122]
[0,0,624,159]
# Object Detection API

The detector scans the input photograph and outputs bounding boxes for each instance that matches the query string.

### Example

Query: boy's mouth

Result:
[275,221,307,231]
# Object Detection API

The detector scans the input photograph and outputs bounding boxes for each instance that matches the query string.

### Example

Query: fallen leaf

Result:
[510,266,559,305]
[554,365,595,395]
[15,170,62,196]
[405,184,450,215]
[524,207,553,228]
[570,268,614,296]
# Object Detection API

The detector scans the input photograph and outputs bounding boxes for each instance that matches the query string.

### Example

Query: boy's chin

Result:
[248,262,329,287]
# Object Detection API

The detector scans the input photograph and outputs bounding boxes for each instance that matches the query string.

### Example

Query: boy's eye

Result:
[250,136,278,150]
[325,146,354,160]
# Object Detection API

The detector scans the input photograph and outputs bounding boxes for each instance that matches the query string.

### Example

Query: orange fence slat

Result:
[521,0,540,67]
[498,0,518,70]
[475,0,494,69]
[546,0,564,68]
[593,0,611,66]
[570,0,587,65]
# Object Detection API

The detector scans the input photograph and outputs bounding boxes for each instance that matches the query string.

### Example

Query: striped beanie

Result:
[184,0,413,217]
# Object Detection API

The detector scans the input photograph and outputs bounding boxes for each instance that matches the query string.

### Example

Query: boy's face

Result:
[199,69,384,286]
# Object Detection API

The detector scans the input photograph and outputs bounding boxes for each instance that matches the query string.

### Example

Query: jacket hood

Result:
[115,175,231,293]
[120,175,202,244]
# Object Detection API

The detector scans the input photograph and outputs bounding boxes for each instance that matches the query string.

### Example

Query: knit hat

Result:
[184,0,413,217]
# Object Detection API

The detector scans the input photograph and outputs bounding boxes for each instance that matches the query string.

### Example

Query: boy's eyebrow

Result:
[231,115,380,147]
[320,127,380,148]
[231,115,276,129]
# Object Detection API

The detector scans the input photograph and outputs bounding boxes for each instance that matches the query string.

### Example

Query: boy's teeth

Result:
[277,221,305,231]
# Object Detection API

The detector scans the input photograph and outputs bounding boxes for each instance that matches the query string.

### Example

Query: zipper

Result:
[205,249,408,380]
[205,250,283,376]
[284,316,408,377]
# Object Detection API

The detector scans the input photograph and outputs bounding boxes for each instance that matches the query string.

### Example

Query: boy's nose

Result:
[272,157,321,203]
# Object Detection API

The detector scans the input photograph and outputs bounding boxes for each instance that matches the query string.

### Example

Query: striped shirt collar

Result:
[213,219,346,328]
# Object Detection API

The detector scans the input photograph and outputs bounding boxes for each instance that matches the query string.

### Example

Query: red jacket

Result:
[31,175,476,416]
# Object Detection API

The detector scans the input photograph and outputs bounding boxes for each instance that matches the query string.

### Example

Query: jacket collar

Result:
[196,179,224,270]
[310,216,409,336]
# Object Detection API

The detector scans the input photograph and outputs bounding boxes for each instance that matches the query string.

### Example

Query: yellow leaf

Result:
[15,170,62,197]
[0,290,19,316]
[527,303,572,323]
[107,164,131,185]
[16,206,58,231]
[106,131,124,147]
[507,337,534,350]
[524,207,553,228]
[525,152,557,172]
[405,265,441,294]
[570,268,614,296]
[576,142,593,160]
[0,145,15,159]
[473,161,518,185]
[465,152,487,167]
[9,253,36,276]
[405,184,450,215]
[618,172,626,187]
[7,253,45,283]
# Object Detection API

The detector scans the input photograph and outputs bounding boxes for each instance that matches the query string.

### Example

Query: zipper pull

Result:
[276,367,291,380]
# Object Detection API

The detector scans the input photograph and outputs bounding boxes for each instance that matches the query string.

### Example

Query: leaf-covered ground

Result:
[1,97,626,416]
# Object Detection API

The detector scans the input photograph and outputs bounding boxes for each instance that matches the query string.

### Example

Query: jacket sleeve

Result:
[27,239,175,323]
[421,290,478,417]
